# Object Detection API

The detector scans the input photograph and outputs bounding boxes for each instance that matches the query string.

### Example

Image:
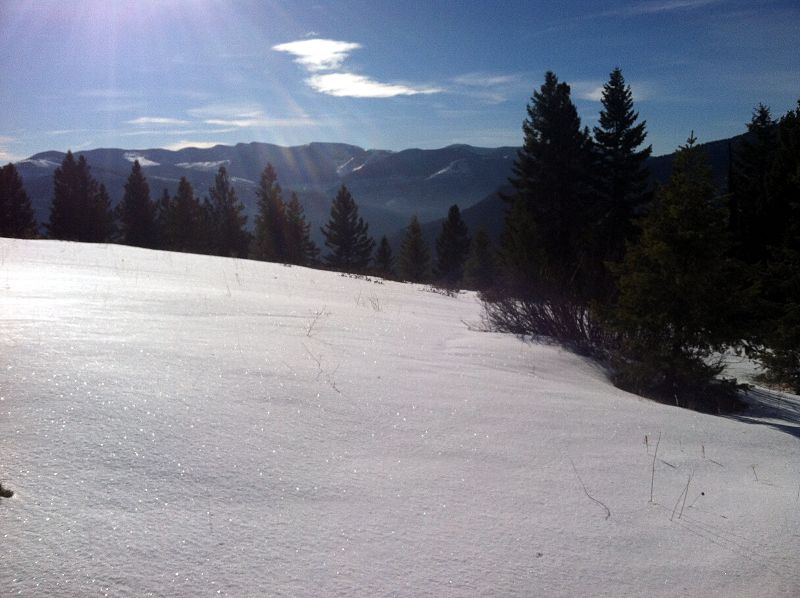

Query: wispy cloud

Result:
[306,73,441,98]
[452,73,520,88]
[0,139,25,162]
[450,72,527,104]
[274,38,443,99]
[571,81,605,101]
[188,103,317,128]
[203,115,316,127]
[617,0,721,16]
[127,116,190,126]
[273,39,362,72]
[77,88,140,99]
[572,80,656,102]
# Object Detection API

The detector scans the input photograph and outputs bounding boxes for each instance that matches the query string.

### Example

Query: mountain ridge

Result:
[14,135,741,244]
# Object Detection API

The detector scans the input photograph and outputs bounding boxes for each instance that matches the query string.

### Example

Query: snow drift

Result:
[1,238,798,596]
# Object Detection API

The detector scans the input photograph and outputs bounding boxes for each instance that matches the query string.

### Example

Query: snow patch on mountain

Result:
[18,158,60,169]
[426,159,471,180]
[176,160,231,171]
[123,152,159,167]
[336,157,356,176]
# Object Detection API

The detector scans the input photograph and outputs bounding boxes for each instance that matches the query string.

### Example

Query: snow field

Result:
[1,238,799,597]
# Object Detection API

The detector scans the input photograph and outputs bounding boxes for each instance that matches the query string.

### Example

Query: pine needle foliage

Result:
[398,215,431,283]
[0,162,38,238]
[435,204,471,287]
[321,185,374,272]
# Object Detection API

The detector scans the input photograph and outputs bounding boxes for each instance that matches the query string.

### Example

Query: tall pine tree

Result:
[435,204,471,287]
[502,71,594,300]
[592,68,651,277]
[729,104,778,263]
[753,101,800,392]
[285,192,318,265]
[252,163,288,262]
[489,72,599,350]
[397,215,431,283]
[0,162,38,238]
[374,235,395,278]
[47,151,114,242]
[118,160,157,248]
[464,229,496,292]
[321,185,374,272]
[207,166,249,258]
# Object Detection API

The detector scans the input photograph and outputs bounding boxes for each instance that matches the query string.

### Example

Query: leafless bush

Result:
[482,294,618,358]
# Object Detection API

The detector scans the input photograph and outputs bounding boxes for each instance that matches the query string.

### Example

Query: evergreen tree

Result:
[321,185,374,272]
[489,72,600,350]
[171,177,203,252]
[502,71,594,300]
[47,151,114,242]
[118,160,157,248]
[285,192,319,265]
[0,162,37,238]
[91,183,115,243]
[592,68,651,278]
[729,104,778,263]
[435,204,471,287]
[464,229,496,291]
[207,166,249,258]
[753,101,800,392]
[374,235,394,278]
[397,215,431,282]
[611,134,739,404]
[252,163,288,262]
[155,188,172,248]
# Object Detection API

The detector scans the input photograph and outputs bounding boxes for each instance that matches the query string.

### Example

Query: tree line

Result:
[487,68,800,407]
[2,67,797,404]
[0,151,494,288]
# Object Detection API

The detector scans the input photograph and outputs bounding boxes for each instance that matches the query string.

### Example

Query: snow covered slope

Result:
[1,239,798,597]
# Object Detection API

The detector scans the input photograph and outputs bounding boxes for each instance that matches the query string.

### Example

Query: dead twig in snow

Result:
[306,306,327,337]
[569,458,611,520]
[650,431,661,504]
[670,470,694,521]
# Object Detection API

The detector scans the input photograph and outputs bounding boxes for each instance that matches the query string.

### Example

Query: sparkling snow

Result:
[1,238,799,596]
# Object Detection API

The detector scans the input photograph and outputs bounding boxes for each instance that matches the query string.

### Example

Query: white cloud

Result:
[274,38,442,99]
[127,117,190,126]
[163,140,223,151]
[273,39,361,72]
[306,73,441,98]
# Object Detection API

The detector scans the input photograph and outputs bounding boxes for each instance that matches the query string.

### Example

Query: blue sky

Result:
[1,0,797,161]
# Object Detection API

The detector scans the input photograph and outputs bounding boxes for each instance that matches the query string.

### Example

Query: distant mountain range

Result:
[15,135,742,246]
[16,142,516,243]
